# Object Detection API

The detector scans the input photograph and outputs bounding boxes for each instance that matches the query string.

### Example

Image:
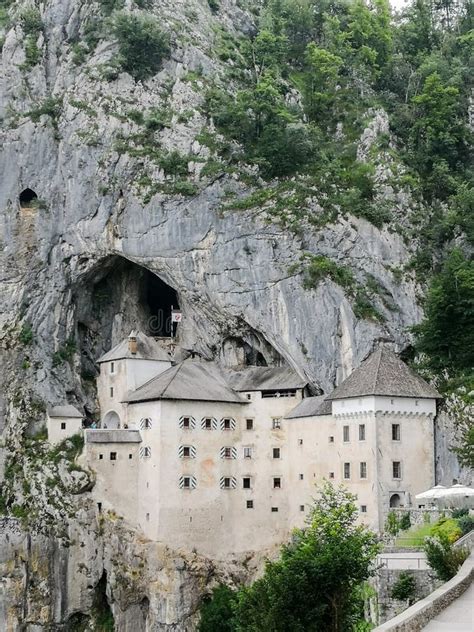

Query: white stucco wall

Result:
[47,415,83,445]
[332,396,436,416]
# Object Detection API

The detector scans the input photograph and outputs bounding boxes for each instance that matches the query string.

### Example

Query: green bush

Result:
[452,507,469,519]
[431,517,462,543]
[391,572,417,603]
[385,511,400,536]
[19,7,42,35]
[113,12,170,81]
[424,533,469,582]
[399,512,411,531]
[457,515,474,536]
[303,255,355,290]
[198,584,236,632]
[207,0,220,13]
[19,323,33,345]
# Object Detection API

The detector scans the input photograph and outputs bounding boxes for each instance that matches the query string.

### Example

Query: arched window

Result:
[19,188,38,208]
[390,493,401,508]
[102,410,120,429]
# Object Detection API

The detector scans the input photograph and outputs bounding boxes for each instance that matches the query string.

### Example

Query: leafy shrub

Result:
[19,323,33,345]
[198,584,236,632]
[207,0,220,13]
[457,514,474,536]
[113,12,170,81]
[452,507,469,519]
[303,255,355,290]
[431,517,462,543]
[399,512,411,531]
[424,533,469,582]
[385,511,400,536]
[391,572,417,603]
[19,7,42,35]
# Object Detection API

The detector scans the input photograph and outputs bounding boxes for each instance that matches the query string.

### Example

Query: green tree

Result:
[113,12,170,80]
[424,533,469,581]
[414,248,474,372]
[198,584,236,632]
[303,43,343,120]
[233,483,381,631]
[391,572,417,603]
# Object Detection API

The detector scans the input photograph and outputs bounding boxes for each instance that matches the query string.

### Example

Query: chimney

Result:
[128,331,138,355]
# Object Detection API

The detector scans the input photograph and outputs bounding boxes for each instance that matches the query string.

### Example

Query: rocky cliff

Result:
[0,0,467,629]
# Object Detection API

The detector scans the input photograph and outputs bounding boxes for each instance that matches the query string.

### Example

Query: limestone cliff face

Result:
[0,0,463,629]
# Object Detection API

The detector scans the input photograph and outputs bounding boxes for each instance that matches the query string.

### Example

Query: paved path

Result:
[423,581,474,631]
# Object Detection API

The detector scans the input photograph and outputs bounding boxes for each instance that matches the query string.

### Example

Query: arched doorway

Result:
[390,493,402,508]
[102,410,121,429]
[19,188,38,208]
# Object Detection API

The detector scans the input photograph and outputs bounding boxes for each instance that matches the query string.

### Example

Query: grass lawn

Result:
[395,523,433,547]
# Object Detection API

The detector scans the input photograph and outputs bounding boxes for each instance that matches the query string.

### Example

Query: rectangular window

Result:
[61,422,66,430]
[359,424,366,441]
[223,477,231,489]
[300,505,305,512]
[246,419,254,430]
[110,362,115,374]
[361,505,367,513]
[110,387,114,398]
[183,417,191,429]
[393,461,402,479]
[224,447,232,458]
[128,454,133,459]
[243,447,252,459]
[344,462,350,479]
[272,418,281,430]
[110,452,117,461]
[204,418,213,429]
[273,448,281,459]
[343,426,350,442]
[298,438,303,445]
[299,473,304,480]
[243,477,251,489]
[273,477,281,489]
[329,471,335,479]
[247,500,253,508]
[99,454,103,460]
[183,477,191,489]
[392,424,400,441]
[329,436,334,443]
[271,507,279,512]
[183,446,191,458]
[360,462,367,479]
[246,393,252,400]
[223,418,231,430]
[146,512,150,521]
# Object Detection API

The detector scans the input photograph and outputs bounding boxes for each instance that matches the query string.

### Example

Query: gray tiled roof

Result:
[326,347,441,400]
[86,429,142,443]
[285,396,332,419]
[124,361,247,404]
[48,405,83,418]
[225,366,307,392]
[97,332,173,363]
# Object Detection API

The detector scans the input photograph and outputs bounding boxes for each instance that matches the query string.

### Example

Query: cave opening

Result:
[19,188,38,208]
[74,256,179,410]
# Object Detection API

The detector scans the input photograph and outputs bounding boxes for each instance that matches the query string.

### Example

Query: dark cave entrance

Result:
[19,188,38,208]
[74,256,179,402]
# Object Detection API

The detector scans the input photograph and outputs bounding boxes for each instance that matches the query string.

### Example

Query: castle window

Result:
[300,505,305,512]
[329,472,334,479]
[272,448,281,459]
[220,476,236,489]
[246,393,252,400]
[243,477,251,489]
[392,461,402,479]
[201,417,216,430]
[273,477,281,489]
[221,446,237,459]
[392,424,400,441]
[110,387,114,398]
[129,454,133,459]
[359,424,366,441]
[272,418,282,430]
[271,507,279,512]
[140,418,152,430]
[61,422,66,430]
[110,452,117,461]
[99,454,103,460]
[329,436,334,443]
[140,446,151,458]
[180,475,197,489]
[179,445,196,458]
[343,426,350,442]
[343,463,350,479]
[360,462,367,479]
[97,502,102,512]
[298,438,303,445]
[243,446,252,459]
[221,417,236,431]
[299,473,304,480]
[246,418,254,430]
[110,362,115,374]
[360,505,367,513]
[180,416,196,430]
[246,500,253,509]
[146,513,150,521]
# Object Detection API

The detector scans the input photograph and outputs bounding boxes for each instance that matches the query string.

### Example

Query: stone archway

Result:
[389,493,402,508]
[103,410,121,429]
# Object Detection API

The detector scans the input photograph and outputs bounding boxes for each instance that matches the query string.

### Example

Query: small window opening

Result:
[243,477,251,489]
[243,447,252,459]
[110,387,114,398]
[392,424,400,441]
[99,454,103,460]
[247,500,254,509]
[271,507,279,512]
[329,436,334,443]
[146,512,150,521]
[299,473,304,480]
[360,462,367,479]
[223,477,231,489]
[343,426,350,442]
[183,417,191,429]
[393,461,402,479]
[246,393,252,400]
[110,452,117,461]
[359,424,366,441]
[110,362,115,374]
[246,419,254,430]
[223,418,232,430]
[298,438,303,445]
[300,505,305,512]
[183,477,191,489]
[273,477,281,489]
[129,454,133,459]
[272,418,281,430]
[183,446,191,458]
[361,505,367,513]
[273,448,281,459]
[204,418,213,429]
[329,471,334,479]
[344,463,350,479]
[97,502,102,512]
[61,422,66,430]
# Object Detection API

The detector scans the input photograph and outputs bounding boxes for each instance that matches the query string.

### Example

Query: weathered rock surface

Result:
[0,0,467,628]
